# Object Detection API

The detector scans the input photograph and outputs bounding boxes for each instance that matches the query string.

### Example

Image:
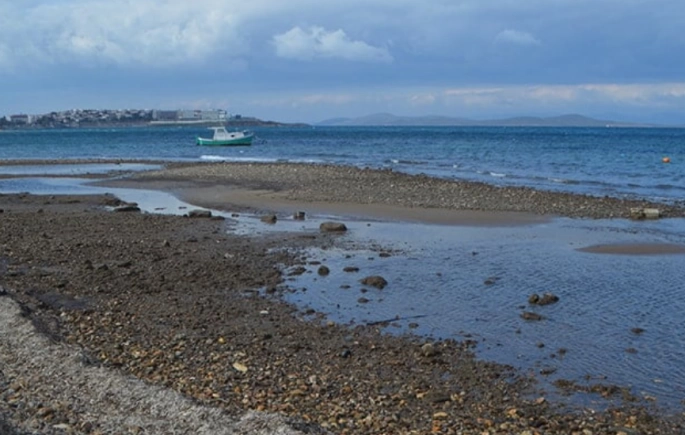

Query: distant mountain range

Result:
[317,113,660,127]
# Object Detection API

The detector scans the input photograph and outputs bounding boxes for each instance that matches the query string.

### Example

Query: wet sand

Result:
[578,243,685,255]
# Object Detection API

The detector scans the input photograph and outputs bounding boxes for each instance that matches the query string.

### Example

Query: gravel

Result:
[1,164,684,434]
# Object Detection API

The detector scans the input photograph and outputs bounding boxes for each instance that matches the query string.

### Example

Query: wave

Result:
[200,155,278,163]
[388,158,428,165]
[549,177,580,185]
[199,155,328,165]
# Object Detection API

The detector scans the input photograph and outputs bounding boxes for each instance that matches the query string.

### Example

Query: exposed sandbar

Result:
[102,161,685,221]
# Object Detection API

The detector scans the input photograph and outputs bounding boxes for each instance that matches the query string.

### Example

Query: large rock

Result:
[630,207,660,220]
[113,203,140,212]
[360,275,388,289]
[319,221,347,232]
[188,209,212,218]
[528,293,559,306]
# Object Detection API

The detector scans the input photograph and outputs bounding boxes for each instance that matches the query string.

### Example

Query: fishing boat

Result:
[196,126,254,146]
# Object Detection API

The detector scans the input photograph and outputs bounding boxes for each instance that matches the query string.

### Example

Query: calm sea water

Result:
[1,125,684,203]
[2,126,685,411]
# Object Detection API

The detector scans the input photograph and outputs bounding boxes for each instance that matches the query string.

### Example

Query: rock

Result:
[343,266,359,273]
[187,209,212,218]
[420,343,439,357]
[521,311,544,321]
[425,391,451,403]
[360,275,388,289]
[317,265,330,276]
[630,207,660,220]
[484,276,500,285]
[631,327,645,334]
[113,204,140,212]
[319,221,347,232]
[529,293,559,305]
[260,214,277,224]
[538,293,559,305]
[287,266,307,276]
[357,297,370,304]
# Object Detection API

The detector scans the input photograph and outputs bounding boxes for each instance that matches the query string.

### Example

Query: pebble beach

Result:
[2,161,685,434]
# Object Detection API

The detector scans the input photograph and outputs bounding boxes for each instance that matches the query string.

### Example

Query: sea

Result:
[1,125,685,412]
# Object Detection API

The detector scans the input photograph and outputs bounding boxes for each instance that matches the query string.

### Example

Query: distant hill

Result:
[317,113,654,127]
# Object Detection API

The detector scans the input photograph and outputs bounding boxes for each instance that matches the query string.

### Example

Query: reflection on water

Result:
[282,218,685,411]
[2,175,685,411]
[0,163,161,176]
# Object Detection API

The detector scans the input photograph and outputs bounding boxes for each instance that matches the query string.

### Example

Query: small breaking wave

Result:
[200,155,278,163]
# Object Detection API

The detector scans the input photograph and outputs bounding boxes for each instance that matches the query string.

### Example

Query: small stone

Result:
[260,214,277,224]
[420,343,439,357]
[317,265,330,276]
[425,391,451,403]
[521,311,544,321]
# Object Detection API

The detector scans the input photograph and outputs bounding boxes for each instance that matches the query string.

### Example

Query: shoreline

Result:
[2,162,685,433]
[122,160,685,220]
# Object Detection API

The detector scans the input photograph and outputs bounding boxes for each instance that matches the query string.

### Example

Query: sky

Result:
[1,0,684,124]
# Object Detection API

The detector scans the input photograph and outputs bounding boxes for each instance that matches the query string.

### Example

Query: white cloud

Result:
[3,0,247,68]
[495,29,541,46]
[272,26,392,62]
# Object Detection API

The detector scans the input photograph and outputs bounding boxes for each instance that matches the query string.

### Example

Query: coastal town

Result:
[0,109,301,129]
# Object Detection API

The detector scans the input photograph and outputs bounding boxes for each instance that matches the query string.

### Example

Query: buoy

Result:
[662,157,671,163]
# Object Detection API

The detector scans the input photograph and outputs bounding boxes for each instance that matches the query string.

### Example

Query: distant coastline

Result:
[3,109,682,130]
[317,112,677,128]
[0,109,309,130]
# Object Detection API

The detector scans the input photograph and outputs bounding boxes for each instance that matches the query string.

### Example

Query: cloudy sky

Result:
[1,0,684,124]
